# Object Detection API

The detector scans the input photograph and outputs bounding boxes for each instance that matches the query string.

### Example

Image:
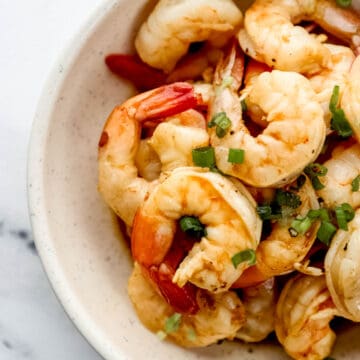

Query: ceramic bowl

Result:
[28,0,360,359]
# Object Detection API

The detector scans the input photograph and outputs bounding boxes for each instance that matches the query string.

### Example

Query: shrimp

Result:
[317,142,360,209]
[238,0,360,74]
[128,262,245,347]
[342,55,360,141]
[236,278,276,343]
[309,44,355,128]
[131,167,262,298]
[275,274,337,360]
[209,44,326,187]
[325,208,360,322]
[233,175,320,288]
[135,0,243,73]
[98,82,199,227]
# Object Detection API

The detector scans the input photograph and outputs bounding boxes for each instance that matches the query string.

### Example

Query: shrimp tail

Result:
[134,82,200,122]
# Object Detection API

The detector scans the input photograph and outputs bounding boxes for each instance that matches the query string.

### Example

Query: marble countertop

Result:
[0,1,105,359]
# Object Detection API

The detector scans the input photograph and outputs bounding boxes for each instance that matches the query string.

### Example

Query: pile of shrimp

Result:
[98,0,360,359]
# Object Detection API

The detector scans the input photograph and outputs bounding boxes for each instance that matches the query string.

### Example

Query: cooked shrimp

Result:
[135,0,243,73]
[342,55,360,141]
[275,274,337,360]
[239,0,360,74]
[128,262,245,347]
[131,167,262,297]
[233,175,320,288]
[236,278,276,343]
[135,139,161,181]
[309,44,355,128]
[325,208,360,322]
[317,142,360,209]
[210,45,326,187]
[98,82,199,227]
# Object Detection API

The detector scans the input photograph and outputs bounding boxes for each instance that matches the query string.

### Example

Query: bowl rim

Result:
[27,1,123,359]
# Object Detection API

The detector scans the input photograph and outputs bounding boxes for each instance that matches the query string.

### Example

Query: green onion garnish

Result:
[179,216,206,238]
[290,216,314,235]
[275,189,302,209]
[304,163,327,190]
[192,146,216,168]
[317,221,337,246]
[335,203,355,230]
[336,0,352,7]
[241,99,247,112]
[231,249,256,268]
[186,328,197,341]
[307,208,330,222]
[351,175,360,192]
[329,85,353,137]
[256,205,282,220]
[228,148,245,164]
[164,313,182,334]
[208,112,232,138]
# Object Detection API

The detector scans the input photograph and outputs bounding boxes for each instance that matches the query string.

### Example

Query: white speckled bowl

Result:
[28,0,360,359]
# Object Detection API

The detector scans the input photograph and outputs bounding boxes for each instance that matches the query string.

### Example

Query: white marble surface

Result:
[0,1,106,359]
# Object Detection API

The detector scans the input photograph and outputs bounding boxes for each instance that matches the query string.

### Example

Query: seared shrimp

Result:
[135,0,243,73]
[309,44,355,128]
[233,176,320,288]
[98,82,199,226]
[275,274,337,360]
[132,167,261,297]
[210,45,326,187]
[128,263,245,347]
[239,0,360,74]
[236,278,276,343]
[342,55,360,141]
[317,142,360,209]
[325,208,360,322]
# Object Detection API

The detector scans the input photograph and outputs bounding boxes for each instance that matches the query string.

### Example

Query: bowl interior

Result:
[29,0,360,359]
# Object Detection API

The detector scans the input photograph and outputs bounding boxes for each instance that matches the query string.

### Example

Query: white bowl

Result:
[28,0,360,359]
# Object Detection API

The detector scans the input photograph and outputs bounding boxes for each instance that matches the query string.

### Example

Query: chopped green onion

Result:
[241,99,247,112]
[179,216,206,238]
[311,176,325,190]
[156,330,167,340]
[329,85,353,137]
[186,328,197,341]
[208,112,232,138]
[275,189,302,209]
[351,175,360,192]
[317,221,337,246]
[304,163,328,177]
[164,313,182,334]
[290,217,314,235]
[228,148,245,164]
[307,208,330,222]
[335,203,355,230]
[192,146,215,168]
[336,0,352,7]
[256,205,281,220]
[231,249,256,268]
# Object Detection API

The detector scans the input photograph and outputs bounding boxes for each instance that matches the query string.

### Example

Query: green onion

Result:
[336,0,352,7]
[228,148,245,164]
[186,328,197,341]
[179,216,206,238]
[275,189,302,209]
[231,249,256,268]
[307,208,330,222]
[351,175,360,192]
[241,99,247,112]
[340,203,355,222]
[156,330,167,340]
[304,163,327,190]
[335,203,355,230]
[317,221,337,246]
[208,112,232,138]
[256,205,281,220]
[192,146,215,168]
[164,313,182,334]
[329,85,353,137]
[290,217,314,235]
